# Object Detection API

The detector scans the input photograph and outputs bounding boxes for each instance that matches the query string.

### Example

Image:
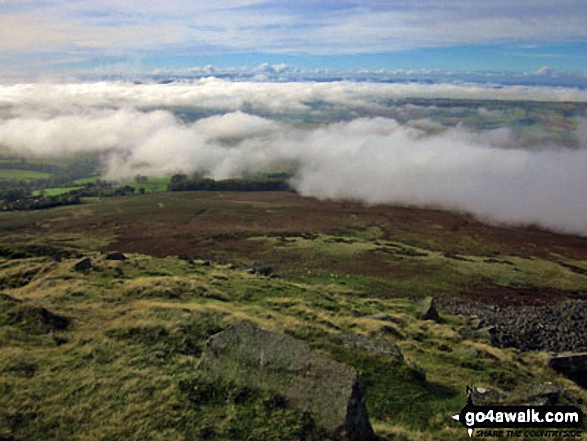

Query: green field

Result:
[0,169,52,180]
[120,175,171,193]
[32,187,83,197]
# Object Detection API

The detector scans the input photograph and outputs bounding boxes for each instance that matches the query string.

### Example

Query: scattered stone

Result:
[249,262,272,277]
[417,296,442,323]
[475,326,497,342]
[549,353,587,389]
[105,252,128,261]
[201,260,211,267]
[521,382,561,405]
[440,298,587,353]
[471,387,508,405]
[178,254,195,264]
[113,267,124,278]
[198,321,377,441]
[73,258,92,272]
[338,334,404,362]
[468,316,486,329]
[470,383,563,406]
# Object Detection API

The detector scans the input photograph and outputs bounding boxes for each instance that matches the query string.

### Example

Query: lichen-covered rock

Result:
[197,321,377,441]
[417,296,442,323]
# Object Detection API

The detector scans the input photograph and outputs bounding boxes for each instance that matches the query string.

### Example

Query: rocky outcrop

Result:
[549,353,587,389]
[197,321,377,441]
[441,298,587,353]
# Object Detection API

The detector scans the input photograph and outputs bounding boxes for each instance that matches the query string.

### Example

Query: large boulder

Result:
[197,321,377,441]
[549,353,587,389]
[417,296,442,323]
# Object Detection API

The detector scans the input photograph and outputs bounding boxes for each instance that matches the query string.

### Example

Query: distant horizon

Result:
[3,64,587,91]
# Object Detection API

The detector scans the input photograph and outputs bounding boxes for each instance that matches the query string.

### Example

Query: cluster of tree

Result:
[36,158,101,189]
[68,183,140,198]
[2,194,80,211]
[168,174,293,192]
[1,182,140,211]
[0,185,32,203]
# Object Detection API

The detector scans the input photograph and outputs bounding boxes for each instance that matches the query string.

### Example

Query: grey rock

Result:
[105,252,128,261]
[522,382,561,405]
[440,298,587,353]
[471,382,562,406]
[549,353,587,389]
[73,258,92,272]
[471,387,508,405]
[339,334,404,362]
[249,262,272,276]
[469,317,486,329]
[417,296,442,323]
[198,322,377,441]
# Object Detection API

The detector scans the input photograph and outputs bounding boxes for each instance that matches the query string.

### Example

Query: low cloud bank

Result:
[0,80,586,236]
[2,79,587,115]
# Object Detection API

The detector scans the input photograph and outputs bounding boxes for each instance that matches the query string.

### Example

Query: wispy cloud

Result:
[1,0,586,77]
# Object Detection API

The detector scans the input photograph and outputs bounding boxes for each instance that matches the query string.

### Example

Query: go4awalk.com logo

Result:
[451,389,584,438]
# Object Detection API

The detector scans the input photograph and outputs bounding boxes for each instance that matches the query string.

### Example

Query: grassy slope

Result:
[0,192,586,440]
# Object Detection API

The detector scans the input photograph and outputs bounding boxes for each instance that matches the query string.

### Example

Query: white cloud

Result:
[2,80,587,117]
[1,0,586,61]
[1,80,587,236]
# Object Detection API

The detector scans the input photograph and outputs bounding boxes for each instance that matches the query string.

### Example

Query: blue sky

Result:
[1,0,587,81]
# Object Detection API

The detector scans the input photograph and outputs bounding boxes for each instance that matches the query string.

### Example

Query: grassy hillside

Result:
[0,192,586,440]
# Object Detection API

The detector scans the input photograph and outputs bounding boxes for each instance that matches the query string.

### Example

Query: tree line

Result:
[168,175,293,192]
